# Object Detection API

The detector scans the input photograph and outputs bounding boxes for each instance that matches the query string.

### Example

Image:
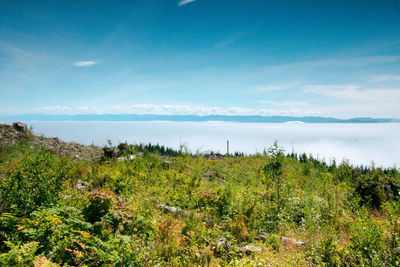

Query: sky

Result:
[1,0,400,119]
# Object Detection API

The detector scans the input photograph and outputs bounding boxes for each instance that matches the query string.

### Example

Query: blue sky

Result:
[1,0,400,118]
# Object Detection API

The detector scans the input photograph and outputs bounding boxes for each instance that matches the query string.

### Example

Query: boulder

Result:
[12,122,28,133]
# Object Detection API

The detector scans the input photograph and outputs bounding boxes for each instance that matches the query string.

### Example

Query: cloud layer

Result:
[26,104,309,117]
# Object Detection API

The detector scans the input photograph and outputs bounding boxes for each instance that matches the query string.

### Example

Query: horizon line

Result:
[0,113,399,123]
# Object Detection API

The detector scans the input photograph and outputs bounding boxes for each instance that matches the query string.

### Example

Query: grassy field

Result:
[0,125,399,266]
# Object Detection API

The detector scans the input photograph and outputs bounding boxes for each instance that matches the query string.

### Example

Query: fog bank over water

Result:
[27,121,399,168]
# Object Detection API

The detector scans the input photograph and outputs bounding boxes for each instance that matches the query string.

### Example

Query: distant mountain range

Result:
[0,114,399,123]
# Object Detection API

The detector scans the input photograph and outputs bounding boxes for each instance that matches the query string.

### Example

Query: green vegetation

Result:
[1,129,399,266]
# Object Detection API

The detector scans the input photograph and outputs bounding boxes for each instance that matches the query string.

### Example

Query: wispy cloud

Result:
[263,56,400,72]
[371,75,400,82]
[37,105,101,114]
[0,42,36,72]
[305,84,400,102]
[73,61,96,67]
[178,0,195,6]
[253,84,294,92]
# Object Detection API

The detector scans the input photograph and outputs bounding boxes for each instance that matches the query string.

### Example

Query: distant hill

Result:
[0,114,398,123]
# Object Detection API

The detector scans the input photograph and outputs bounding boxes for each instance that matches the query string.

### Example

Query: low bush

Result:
[0,146,71,216]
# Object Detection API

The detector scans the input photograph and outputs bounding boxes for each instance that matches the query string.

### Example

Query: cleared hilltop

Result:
[0,122,399,266]
[0,122,101,160]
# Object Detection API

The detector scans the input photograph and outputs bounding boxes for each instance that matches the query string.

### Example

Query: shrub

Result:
[0,241,42,266]
[83,190,114,224]
[349,217,387,266]
[230,214,249,242]
[307,237,342,266]
[264,141,285,213]
[0,147,71,216]
[355,170,391,208]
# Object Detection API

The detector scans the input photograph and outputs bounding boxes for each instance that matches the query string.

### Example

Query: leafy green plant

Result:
[307,237,342,266]
[0,241,42,266]
[0,146,71,216]
[349,217,387,266]
[264,141,285,213]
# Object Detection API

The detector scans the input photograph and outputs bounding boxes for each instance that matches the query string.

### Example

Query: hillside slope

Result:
[0,122,399,266]
[0,122,101,160]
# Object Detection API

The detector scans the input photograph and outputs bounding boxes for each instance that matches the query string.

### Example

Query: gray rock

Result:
[216,238,232,248]
[157,204,191,217]
[12,122,28,133]
[280,236,305,246]
[257,232,305,247]
[211,238,233,254]
[256,232,271,240]
[211,238,262,255]
[240,245,262,253]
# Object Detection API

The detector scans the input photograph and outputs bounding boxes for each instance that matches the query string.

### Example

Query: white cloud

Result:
[34,105,101,114]
[263,56,400,73]
[178,0,195,6]
[73,61,96,67]
[112,104,261,116]
[302,84,400,118]
[31,104,314,117]
[305,84,400,102]
[19,92,400,119]
[371,75,400,82]
[259,100,310,107]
